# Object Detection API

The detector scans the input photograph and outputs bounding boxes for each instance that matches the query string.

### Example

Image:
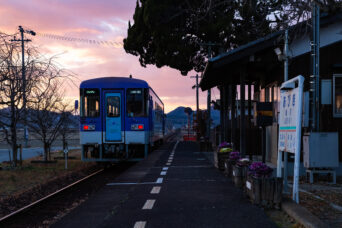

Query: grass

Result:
[265,209,304,228]
[0,149,96,198]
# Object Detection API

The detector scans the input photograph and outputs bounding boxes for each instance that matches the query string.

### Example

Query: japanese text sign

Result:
[278,87,299,153]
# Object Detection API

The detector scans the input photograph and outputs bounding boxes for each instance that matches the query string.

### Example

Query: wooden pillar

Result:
[225,84,231,142]
[231,85,237,150]
[240,72,246,157]
[248,83,252,159]
[248,83,252,127]
[219,86,224,143]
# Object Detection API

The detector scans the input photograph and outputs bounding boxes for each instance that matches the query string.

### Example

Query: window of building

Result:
[333,74,342,117]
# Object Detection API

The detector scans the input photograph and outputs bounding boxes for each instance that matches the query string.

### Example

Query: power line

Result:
[36,32,123,48]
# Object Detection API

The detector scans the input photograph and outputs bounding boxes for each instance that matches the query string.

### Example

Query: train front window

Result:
[107,96,120,117]
[127,88,147,117]
[81,88,100,117]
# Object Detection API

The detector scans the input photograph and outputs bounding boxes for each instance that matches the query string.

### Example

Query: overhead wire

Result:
[35,32,123,48]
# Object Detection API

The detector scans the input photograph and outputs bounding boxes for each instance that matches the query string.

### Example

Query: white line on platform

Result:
[162,167,169,171]
[172,141,179,153]
[150,186,161,194]
[134,221,146,228]
[166,162,171,166]
[142,199,156,209]
[107,182,156,186]
[156,178,163,183]
[168,160,173,163]
[160,171,167,175]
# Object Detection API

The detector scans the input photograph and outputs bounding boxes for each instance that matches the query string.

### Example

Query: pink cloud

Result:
[0,0,213,113]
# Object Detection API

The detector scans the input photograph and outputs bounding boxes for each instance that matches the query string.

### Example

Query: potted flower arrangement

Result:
[246,162,282,208]
[215,142,232,171]
[223,151,240,177]
[232,158,251,188]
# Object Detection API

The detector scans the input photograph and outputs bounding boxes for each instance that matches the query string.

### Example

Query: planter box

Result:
[224,160,235,177]
[232,165,248,188]
[216,152,229,171]
[246,176,283,208]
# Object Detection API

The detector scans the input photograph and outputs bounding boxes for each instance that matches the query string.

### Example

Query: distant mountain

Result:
[166,106,220,129]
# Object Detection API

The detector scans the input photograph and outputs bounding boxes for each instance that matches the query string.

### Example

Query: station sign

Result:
[278,87,299,153]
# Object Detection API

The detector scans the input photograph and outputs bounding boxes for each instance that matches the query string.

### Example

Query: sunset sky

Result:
[0,0,219,113]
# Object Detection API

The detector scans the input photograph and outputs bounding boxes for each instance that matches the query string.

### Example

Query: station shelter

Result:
[200,13,342,176]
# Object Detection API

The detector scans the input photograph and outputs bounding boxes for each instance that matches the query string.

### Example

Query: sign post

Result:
[64,147,69,170]
[277,75,304,203]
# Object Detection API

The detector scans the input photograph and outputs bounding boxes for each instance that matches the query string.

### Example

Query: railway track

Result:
[0,134,179,227]
[0,163,133,227]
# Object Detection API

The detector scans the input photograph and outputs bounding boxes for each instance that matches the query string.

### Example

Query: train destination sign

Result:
[84,89,99,96]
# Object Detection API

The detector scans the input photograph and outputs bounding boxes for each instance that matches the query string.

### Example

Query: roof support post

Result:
[225,84,231,142]
[248,83,252,159]
[248,83,252,128]
[231,85,237,150]
[240,71,246,157]
[219,86,225,143]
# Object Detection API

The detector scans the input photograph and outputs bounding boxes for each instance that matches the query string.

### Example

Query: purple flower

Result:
[229,151,240,161]
[218,142,232,149]
[248,162,273,178]
[236,158,251,167]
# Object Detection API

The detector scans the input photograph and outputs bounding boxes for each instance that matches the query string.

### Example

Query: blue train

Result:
[79,76,165,162]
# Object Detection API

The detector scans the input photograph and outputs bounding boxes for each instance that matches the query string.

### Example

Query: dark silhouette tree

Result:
[124,0,284,75]
[124,0,342,76]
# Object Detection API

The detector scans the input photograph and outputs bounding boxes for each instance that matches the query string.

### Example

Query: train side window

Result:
[107,96,120,117]
[81,88,100,117]
[127,88,147,117]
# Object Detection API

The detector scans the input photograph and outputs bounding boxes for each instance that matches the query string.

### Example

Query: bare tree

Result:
[58,102,78,152]
[27,75,72,161]
[0,32,44,166]
[0,31,75,165]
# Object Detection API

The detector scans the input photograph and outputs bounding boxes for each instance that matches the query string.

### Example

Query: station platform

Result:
[53,141,276,228]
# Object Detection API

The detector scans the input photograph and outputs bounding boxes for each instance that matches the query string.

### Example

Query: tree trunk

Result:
[43,142,49,161]
[10,99,17,167]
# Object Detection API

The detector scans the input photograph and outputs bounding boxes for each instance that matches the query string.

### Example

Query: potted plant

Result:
[246,162,282,208]
[232,158,251,188]
[215,142,232,171]
[224,151,240,177]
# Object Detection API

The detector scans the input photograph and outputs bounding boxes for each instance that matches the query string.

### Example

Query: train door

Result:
[105,92,122,141]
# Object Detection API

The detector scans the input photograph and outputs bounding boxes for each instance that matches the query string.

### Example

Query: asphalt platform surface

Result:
[53,141,276,228]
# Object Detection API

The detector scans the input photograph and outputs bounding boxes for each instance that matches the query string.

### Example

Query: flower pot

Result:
[224,159,235,177]
[246,176,283,208]
[232,165,243,188]
[217,152,229,171]
[245,175,262,205]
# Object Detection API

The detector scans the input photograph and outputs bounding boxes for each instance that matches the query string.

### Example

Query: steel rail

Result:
[0,168,104,223]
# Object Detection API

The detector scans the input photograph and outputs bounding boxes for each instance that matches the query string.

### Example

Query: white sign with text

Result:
[278,87,300,153]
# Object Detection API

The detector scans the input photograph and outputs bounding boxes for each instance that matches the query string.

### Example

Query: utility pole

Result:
[310,2,320,132]
[199,42,220,142]
[190,74,200,113]
[191,74,200,140]
[10,26,36,147]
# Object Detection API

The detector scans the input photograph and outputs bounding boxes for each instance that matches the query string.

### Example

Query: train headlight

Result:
[83,125,95,131]
[131,124,144,130]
